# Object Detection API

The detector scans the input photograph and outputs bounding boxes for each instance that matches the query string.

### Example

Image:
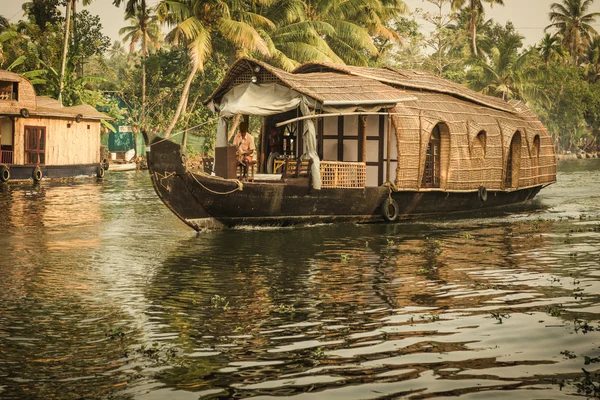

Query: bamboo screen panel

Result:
[320,161,366,188]
[391,92,556,192]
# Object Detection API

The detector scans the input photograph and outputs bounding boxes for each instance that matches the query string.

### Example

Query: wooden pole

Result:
[386,114,392,182]
[359,115,367,163]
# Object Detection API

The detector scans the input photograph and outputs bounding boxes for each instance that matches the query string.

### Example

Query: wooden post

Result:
[337,116,344,161]
[386,114,392,182]
[359,115,367,163]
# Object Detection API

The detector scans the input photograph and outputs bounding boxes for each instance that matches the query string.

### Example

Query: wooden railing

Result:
[0,150,13,164]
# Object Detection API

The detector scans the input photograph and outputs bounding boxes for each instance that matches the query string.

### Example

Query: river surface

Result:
[1,160,600,399]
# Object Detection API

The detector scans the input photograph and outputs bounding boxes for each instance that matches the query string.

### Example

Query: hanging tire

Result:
[381,197,400,222]
[32,166,43,182]
[96,164,105,178]
[0,165,10,183]
[102,158,109,170]
[75,114,83,123]
[20,108,30,118]
[478,185,488,202]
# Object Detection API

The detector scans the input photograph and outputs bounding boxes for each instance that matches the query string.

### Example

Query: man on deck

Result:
[233,121,255,180]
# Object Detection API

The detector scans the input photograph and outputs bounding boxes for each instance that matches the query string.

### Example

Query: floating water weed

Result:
[575,368,600,398]
[106,327,126,341]
[546,305,564,317]
[386,238,394,246]
[311,347,325,359]
[585,356,600,365]
[276,304,296,314]
[560,350,577,359]
[340,254,349,263]
[489,311,510,324]
[211,295,230,311]
[574,319,598,334]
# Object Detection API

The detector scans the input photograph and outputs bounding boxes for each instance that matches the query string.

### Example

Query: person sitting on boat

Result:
[234,121,255,179]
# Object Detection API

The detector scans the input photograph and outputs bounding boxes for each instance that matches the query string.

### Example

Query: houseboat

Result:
[0,70,110,183]
[145,58,556,230]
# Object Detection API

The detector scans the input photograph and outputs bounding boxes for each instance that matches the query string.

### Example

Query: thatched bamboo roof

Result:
[293,62,516,114]
[204,58,413,106]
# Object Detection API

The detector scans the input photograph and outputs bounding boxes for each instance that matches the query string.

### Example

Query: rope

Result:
[187,170,244,195]
[149,117,220,147]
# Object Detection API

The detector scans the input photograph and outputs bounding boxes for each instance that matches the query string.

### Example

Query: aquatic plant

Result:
[276,304,296,314]
[546,304,564,317]
[340,254,350,263]
[106,327,126,341]
[210,294,230,311]
[575,368,600,398]
[488,311,510,324]
[574,319,599,334]
[560,350,577,359]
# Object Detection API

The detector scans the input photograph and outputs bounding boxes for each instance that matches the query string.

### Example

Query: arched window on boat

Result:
[505,131,522,189]
[472,130,486,185]
[421,123,450,189]
[532,135,541,184]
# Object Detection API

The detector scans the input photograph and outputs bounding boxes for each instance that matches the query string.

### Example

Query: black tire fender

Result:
[478,185,488,202]
[97,164,105,178]
[0,165,10,183]
[102,158,109,170]
[32,166,42,182]
[381,197,400,222]
[20,108,30,118]
[75,114,83,123]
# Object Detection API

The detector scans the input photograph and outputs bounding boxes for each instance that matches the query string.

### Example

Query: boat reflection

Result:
[143,218,599,398]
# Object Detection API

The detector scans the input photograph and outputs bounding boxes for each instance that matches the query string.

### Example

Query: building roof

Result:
[204,58,414,107]
[204,58,518,115]
[293,62,516,114]
[34,97,112,120]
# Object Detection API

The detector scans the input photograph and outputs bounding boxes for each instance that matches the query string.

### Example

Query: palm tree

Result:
[114,0,154,127]
[263,0,407,69]
[58,0,93,105]
[467,29,546,106]
[584,35,600,81]
[538,33,566,65]
[120,12,162,54]
[450,0,504,57]
[157,0,271,137]
[546,0,600,65]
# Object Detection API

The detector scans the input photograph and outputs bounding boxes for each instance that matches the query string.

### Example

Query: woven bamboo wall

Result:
[392,92,556,192]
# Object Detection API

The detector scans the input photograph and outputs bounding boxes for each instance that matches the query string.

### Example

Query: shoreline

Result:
[557,152,598,161]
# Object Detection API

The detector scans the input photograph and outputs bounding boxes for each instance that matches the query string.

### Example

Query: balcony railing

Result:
[0,150,13,164]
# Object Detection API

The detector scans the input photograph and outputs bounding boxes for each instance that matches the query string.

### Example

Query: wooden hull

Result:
[0,163,100,182]
[147,136,544,230]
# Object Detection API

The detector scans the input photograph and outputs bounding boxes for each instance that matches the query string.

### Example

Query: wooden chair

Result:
[237,160,256,182]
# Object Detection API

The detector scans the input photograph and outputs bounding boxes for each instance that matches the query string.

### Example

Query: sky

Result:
[2,0,600,50]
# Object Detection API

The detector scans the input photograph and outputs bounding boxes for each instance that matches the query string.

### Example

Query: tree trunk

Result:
[141,5,147,129]
[470,2,478,57]
[165,62,198,138]
[58,0,73,105]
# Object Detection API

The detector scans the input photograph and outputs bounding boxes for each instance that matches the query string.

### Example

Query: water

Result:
[1,161,599,399]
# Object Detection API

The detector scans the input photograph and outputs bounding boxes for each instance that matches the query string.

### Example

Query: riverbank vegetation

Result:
[2,0,600,155]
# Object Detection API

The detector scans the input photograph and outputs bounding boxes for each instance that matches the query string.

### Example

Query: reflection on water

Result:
[1,161,600,399]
